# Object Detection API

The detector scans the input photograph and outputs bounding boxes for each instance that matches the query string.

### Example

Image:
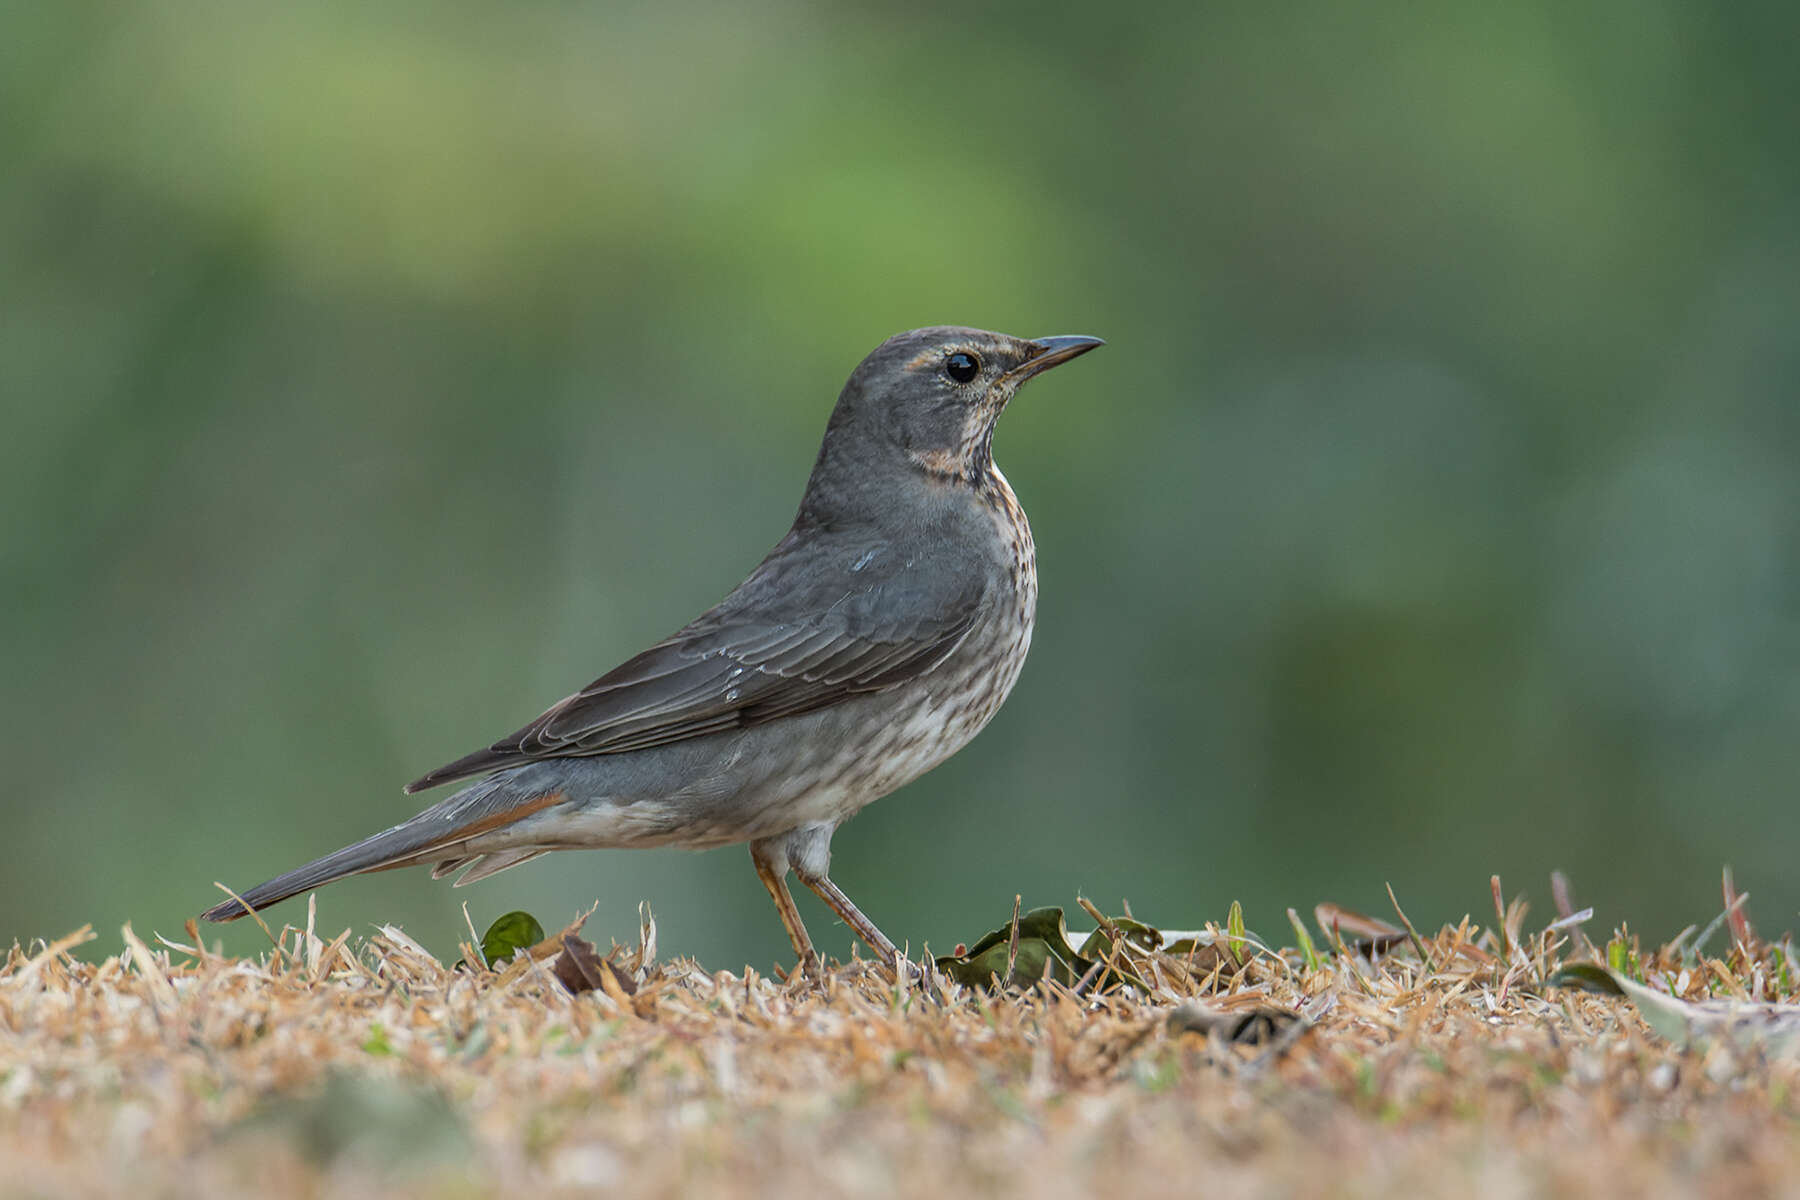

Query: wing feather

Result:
[405,530,989,793]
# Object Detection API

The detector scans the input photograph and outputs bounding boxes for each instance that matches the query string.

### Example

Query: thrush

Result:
[201,326,1103,972]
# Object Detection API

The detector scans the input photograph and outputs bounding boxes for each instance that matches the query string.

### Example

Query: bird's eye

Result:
[943,352,980,384]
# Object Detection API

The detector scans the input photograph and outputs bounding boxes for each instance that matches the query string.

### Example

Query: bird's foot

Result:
[874,947,944,1000]
[772,949,825,986]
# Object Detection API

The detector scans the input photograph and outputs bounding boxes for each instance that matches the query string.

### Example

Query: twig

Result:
[1005,894,1022,986]
[1385,882,1436,972]
[211,881,280,954]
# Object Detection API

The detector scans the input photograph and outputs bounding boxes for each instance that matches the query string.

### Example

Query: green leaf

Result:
[938,907,1079,987]
[1288,908,1321,972]
[1547,962,1624,996]
[941,936,1060,988]
[1088,915,1164,957]
[479,911,546,969]
[1606,937,1629,974]
[936,906,1149,991]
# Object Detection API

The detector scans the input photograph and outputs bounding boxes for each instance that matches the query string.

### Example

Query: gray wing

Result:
[405,531,989,792]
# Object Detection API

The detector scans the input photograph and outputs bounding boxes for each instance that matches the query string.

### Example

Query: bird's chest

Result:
[982,467,1036,668]
[932,467,1037,738]
[762,473,1039,830]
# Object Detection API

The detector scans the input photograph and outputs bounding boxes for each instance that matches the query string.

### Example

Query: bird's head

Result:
[806,326,1103,511]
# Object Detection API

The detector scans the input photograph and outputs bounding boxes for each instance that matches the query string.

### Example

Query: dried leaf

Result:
[1552,962,1800,1056]
[552,934,638,998]
[1314,902,1406,954]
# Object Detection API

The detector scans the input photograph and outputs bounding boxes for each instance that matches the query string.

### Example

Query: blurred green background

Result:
[6,1,1798,966]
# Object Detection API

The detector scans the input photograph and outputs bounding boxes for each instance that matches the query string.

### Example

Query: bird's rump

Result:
[405,537,990,793]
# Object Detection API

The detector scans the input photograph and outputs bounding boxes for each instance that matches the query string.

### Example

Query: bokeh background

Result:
[6,2,1798,966]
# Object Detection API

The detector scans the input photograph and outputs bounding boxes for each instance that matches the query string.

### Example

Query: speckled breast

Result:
[802,465,1037,819]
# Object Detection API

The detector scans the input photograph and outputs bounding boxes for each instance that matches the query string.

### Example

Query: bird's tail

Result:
[200,771,568,923]
[200,818,451,922]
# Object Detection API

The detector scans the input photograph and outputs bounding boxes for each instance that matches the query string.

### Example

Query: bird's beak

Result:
[1009,335,1105,383]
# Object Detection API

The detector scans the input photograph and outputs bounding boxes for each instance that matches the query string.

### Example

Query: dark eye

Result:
[944,352,980,384]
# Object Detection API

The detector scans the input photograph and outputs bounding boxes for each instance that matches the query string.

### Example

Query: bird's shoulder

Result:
[696,519,995,639]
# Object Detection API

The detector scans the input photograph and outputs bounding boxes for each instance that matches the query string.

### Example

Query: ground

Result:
[3,885,1797,1199]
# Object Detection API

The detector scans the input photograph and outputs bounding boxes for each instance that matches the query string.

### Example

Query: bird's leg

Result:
[749,839,821,979]
[796,871,900,968]
[781,824,906,973]
[771,824,927,984]
[795,867,939,996]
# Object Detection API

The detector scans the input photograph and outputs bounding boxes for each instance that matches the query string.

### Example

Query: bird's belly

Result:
[779,675,1021,827]
[745,592,1037,835]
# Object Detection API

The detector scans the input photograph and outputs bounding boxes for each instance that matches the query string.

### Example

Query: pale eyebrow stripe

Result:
[904,344,981,372]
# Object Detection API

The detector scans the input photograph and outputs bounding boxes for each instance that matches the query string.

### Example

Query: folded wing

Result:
[406,532,988,793]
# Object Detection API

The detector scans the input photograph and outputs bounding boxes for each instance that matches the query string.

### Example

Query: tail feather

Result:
[450,848,549,886]
[200,771,568,923]
[429,856,475,880]
[200,818,460,922]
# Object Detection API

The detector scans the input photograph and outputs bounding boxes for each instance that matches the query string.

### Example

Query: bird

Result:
[201,326,1103,974]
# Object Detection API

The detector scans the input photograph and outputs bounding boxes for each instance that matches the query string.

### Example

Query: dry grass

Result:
[4,882,1799,1199]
